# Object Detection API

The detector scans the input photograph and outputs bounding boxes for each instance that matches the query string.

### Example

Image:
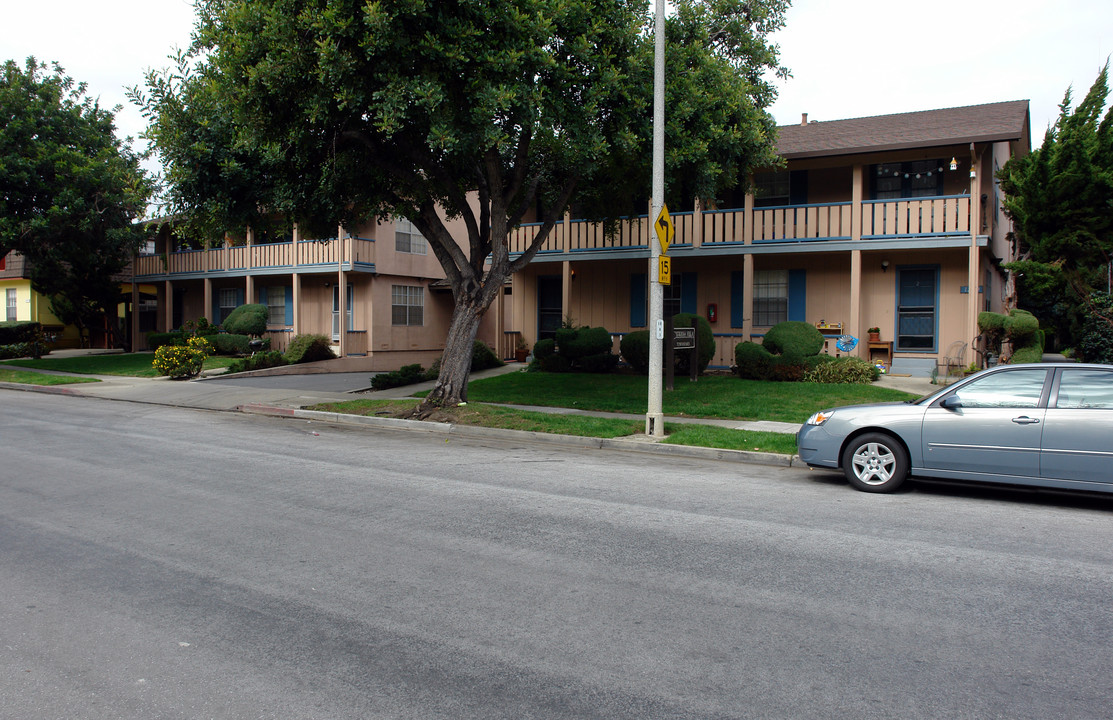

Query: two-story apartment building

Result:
[505,100,1031,375]
[131,100,1030,376]
[130,214,507,370]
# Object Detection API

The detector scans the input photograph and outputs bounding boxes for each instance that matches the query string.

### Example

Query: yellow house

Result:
[0,251,83,348]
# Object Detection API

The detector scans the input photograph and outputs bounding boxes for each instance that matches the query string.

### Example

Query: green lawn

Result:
[313,373,922,455]
[1,353,236,377]
[0,367,101,386]
[458,372,919,424]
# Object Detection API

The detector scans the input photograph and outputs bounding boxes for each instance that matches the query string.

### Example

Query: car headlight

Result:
[805,410,835,426]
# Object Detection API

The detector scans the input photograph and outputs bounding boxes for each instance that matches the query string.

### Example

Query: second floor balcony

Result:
[508,194,974,259]
[133,237,378,279]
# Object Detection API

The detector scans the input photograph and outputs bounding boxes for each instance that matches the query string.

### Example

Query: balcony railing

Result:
[860,195,971,237]
[134,238,376,278]
[507,195,973,257]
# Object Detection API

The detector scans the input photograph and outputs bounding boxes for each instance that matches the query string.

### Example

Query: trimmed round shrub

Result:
[555,326,613,360]
[222,303,269,337]
[804,356,878,384]
[533,338,557,361]
[734,341,774,380]
[539,353,572,372]
[620,330,650,374]
[284,334,336,364]
[578,351,620,373]
[671,313,715,375]
[1009,344,1043,364]
[762,321,824,357]
[1004,309,1039,343]
[471,340,504,371]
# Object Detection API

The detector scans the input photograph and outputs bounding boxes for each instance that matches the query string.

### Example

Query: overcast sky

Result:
[4,0,1111,162]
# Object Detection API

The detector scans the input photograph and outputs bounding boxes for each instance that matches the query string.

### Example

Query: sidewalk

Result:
[2,357,939,467]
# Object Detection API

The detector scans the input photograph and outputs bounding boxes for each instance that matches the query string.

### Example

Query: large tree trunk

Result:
[415,292,485,415]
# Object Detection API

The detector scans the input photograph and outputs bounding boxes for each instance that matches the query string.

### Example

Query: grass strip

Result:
[306,398,797,454]
[0,367,101,386]
[663,424,798,455]
[458,372,918,424]
[1,353,236,377]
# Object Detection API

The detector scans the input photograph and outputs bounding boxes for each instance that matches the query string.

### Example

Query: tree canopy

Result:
[998,63,1113,349]
[135,0,789,407]
[1,58,152,344]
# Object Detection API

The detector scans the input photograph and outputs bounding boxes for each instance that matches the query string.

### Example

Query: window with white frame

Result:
[753,269,788,326]
[266,286,286,325]
[395,218,427,255]
[218,288,238,324]
[391,285,424,326]
[5,288,16,322]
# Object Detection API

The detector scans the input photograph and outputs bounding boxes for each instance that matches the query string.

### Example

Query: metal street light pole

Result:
[646,0,666,437]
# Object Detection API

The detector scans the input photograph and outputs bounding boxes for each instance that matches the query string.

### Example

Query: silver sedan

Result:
[796,363,1113,493]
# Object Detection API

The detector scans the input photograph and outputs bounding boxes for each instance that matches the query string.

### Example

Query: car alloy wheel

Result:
[841,432,909,493]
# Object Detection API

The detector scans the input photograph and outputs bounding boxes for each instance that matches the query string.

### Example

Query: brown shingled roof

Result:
[776,100,1030,159]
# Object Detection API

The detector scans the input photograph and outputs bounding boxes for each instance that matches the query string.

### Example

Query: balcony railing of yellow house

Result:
[134,237,377,278]
[508,195,973,256]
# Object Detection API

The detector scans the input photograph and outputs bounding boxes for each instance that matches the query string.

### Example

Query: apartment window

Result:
[266,286,286,325]
[218,289,239,324]
[395,218,427,255]
[391,285,424,326]
[872,160,946,199]
[5,288,16,322]
[753,171,790,207]
[753,269,788,326]
[896,267,938,351]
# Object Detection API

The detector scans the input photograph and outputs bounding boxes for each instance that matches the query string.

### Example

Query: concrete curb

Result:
[238,403,804,468]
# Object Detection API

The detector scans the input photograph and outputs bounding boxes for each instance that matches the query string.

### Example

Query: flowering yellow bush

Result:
[153,336,214,379]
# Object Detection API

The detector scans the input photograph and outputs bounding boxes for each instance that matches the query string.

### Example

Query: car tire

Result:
[841,432,909,493]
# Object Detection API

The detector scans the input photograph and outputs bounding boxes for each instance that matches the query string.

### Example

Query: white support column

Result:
[646,0,666,438]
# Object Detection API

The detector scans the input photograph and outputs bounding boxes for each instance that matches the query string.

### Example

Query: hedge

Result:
[0,321,40,345]
[284,334,336,364]
[762,321,825,357]
[222,304,269,337]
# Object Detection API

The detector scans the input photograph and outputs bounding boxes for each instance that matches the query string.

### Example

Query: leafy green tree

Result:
[1,58,152,346]
[135,0,788,410]
[998,63,1113,349]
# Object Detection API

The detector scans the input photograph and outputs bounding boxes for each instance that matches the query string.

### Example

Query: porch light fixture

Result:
[969,165,977,179]
[949,157,958,171]
[881,260,890,273]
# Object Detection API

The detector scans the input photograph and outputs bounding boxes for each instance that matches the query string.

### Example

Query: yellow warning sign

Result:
[654,204,674,254]
[659,254,671,285]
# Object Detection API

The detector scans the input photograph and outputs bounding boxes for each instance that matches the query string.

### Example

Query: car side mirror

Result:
[940,395,963,410]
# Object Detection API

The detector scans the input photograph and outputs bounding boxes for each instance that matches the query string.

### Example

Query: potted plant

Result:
[867,327,881,342]
[514,338,530,363]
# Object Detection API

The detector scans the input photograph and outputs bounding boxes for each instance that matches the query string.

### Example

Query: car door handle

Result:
[1011,416,1040,425]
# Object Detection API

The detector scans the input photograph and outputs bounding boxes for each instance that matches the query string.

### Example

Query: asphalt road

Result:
[2,389,1112,719]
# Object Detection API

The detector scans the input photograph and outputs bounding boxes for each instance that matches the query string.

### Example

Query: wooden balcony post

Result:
[203,278,212,324]
[742,254,754,339]
[292,272,301,336]
[851,165,863,242]
[850,250,862,357]
[743,187,754,245]
[693,197,702,248]
[967,144,982,355]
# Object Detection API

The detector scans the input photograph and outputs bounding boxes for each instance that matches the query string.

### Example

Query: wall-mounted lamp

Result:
[949,157,958,171]
[969,165,977,179]
[570,269,577,281]
[881,260,890,273]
